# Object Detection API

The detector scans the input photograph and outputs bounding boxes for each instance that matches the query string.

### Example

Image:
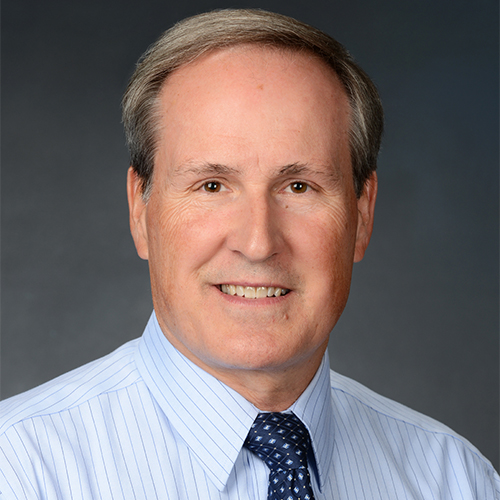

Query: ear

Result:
[127,167,149,260]
[353,172,378,263]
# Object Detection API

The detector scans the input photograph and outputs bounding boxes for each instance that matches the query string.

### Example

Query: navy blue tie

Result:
[244,412,315,500]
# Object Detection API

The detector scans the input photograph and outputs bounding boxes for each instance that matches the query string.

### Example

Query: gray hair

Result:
[122,9,383,199]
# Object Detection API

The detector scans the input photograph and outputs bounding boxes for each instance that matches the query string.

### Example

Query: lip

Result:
[216,282,289,289]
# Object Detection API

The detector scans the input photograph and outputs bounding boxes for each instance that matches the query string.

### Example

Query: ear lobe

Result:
[127,167,149,260]
[353,172,378,263]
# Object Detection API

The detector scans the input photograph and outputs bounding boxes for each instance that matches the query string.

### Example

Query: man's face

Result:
[128,47,376,386]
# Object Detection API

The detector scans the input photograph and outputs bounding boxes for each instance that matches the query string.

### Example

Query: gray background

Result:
[2,0,498,469]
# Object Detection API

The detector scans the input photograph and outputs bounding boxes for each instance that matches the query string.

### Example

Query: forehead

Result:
[155,46,351,172]
[160,44,348,113]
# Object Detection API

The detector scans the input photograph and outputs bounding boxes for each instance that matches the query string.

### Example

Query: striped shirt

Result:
[1,311,498,499]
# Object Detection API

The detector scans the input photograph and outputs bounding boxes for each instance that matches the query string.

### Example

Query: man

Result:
[1,9,498,499]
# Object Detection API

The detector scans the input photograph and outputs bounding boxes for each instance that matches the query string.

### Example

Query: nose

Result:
[226,193,282,262]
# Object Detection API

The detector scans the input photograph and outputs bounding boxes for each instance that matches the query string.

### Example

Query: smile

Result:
[219,284,290,299]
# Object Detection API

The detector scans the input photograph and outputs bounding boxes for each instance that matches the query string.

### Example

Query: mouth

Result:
[218,284,290,299]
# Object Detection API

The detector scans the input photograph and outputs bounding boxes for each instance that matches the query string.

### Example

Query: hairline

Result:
[122,10,383,202]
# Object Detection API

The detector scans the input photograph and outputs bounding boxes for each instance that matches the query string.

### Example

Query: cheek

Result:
[146,199,227,278]
[300,202,357,268]
[302,211,357,330]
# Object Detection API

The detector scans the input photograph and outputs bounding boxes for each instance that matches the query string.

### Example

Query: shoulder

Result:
[0,338,142,435]
[329,369,459,433]
[329,369,500,493]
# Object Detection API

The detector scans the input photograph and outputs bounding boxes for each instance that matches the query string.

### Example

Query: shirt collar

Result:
[135,311,334,492]
[290,350,335,492]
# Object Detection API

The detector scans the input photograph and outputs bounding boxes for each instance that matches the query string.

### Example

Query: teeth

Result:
[219,285,289,299]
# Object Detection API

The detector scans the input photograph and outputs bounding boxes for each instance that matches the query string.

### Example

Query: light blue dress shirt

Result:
[1,312,499,499]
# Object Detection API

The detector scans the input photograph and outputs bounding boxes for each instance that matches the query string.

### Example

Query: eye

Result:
[203,181,222,193]
[289,181,308,193]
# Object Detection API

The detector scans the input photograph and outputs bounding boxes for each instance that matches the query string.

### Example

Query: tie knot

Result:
[244,412,311,471]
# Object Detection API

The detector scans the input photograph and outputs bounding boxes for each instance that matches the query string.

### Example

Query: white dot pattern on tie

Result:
[244,412,315,500]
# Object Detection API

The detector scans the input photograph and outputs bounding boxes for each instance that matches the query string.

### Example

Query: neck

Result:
[181,342,327,411]
[154,313,329,411]
[222,360,324,411]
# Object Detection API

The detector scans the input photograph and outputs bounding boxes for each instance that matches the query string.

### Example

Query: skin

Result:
[128,46,377,411]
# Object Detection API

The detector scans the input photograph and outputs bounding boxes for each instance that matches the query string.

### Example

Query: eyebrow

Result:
[279,162,320,176]
[279,162,342,183]
[174,160,341,183]
[174,161,239,177]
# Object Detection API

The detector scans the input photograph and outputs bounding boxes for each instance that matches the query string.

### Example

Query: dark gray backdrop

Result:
[2,0,498,469]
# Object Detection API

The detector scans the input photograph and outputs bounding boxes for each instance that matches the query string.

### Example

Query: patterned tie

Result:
[244,412,316,500]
